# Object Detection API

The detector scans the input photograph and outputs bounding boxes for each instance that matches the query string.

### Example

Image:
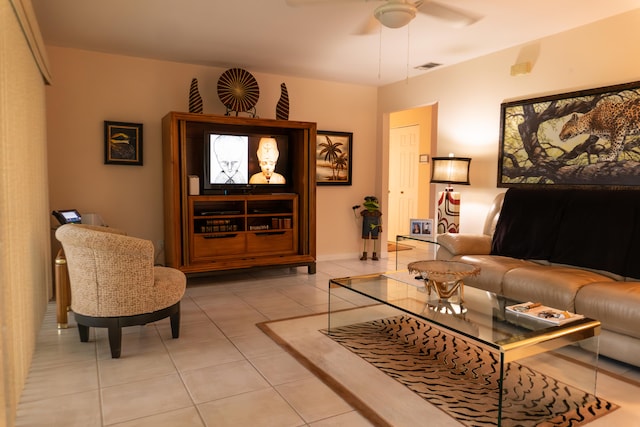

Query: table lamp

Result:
[430,155,471,234]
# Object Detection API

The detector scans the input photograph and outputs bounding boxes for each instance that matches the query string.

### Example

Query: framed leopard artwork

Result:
[498,80,640,188]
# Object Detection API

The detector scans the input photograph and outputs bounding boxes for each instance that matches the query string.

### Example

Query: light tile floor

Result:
[14,252,640,426]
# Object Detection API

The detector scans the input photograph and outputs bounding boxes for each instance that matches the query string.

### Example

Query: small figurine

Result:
[354,196,383,261]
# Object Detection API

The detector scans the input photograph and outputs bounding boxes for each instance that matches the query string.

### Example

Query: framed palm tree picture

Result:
[316,130,352,185]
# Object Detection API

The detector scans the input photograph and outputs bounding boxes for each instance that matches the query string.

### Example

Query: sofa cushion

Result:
[437,233,492,258]
[575,281,640,339]
[579,329,640,367]
[550,190,637,277]
[491,189,566,260]
[501,265,614,312]
[458,255,537,294]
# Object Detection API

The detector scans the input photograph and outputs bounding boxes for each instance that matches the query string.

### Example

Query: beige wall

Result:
[45,47,379,261]
[1,0,51,424]
[379,10,640,234]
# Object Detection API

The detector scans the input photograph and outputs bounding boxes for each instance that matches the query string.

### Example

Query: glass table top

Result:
[329,271,600,362]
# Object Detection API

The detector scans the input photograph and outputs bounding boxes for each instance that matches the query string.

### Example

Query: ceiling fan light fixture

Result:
[374,2,417,29]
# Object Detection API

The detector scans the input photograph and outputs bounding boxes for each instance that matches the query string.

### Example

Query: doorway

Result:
[387,105,436,245]
[388,125,420,239]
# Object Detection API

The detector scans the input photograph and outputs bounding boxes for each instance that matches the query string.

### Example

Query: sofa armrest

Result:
[437,233,492,259]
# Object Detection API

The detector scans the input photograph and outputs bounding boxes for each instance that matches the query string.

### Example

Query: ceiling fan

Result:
[285,0,481,32]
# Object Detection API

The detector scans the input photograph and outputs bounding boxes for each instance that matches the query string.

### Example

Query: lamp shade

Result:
[430,157,471,185]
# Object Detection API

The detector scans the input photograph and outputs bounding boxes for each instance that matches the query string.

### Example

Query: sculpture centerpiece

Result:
[408,260,480,302]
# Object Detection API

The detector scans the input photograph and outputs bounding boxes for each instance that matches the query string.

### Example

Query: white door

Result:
[388,125,420,240]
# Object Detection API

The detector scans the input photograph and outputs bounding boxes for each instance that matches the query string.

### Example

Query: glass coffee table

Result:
[328,271,601,426]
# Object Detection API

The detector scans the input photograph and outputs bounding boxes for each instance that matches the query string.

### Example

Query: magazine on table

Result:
[506,302,584,325]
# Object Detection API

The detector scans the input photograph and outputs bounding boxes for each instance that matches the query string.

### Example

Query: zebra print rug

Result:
[322,315,617,427]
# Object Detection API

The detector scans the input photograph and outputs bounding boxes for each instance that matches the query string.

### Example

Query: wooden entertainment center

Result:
[162,112,317,274]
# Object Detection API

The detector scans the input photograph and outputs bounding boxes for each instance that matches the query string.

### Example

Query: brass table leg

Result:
[54,249,70,328]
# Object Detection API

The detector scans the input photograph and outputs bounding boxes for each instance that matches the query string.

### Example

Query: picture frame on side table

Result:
[410,218,434,239]
[498,80,640,189]
[104,121,143,166]
[316,130,352,186]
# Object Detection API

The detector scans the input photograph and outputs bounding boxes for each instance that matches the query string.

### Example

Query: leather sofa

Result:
[437,188,640,367]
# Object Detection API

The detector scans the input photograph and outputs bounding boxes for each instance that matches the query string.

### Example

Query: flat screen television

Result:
[203,132,291,194]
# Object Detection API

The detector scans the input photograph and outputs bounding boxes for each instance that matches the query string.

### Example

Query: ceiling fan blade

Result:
[419,1,482,27]
[353,14,380,35]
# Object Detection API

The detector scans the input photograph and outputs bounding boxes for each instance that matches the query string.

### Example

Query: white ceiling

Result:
[31,0,640,87]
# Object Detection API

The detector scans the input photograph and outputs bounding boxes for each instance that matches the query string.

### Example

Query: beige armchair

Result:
[55,224,186,358]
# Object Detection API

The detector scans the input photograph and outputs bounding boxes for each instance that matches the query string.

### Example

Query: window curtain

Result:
[0,0,51,424]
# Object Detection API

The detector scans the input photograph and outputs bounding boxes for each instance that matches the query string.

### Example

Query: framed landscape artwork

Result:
[316,130,352,186]
[498,80,640,189]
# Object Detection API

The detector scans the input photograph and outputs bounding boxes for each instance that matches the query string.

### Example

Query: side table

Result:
[54,249,71,328]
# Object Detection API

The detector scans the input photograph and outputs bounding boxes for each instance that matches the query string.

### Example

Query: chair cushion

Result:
[57,224,185,317]
[153,266,187,310]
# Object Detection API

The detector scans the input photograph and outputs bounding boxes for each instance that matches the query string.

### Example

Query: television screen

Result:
[204,133,290,193]
[248,136,288,185]
[207,134,249,184]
